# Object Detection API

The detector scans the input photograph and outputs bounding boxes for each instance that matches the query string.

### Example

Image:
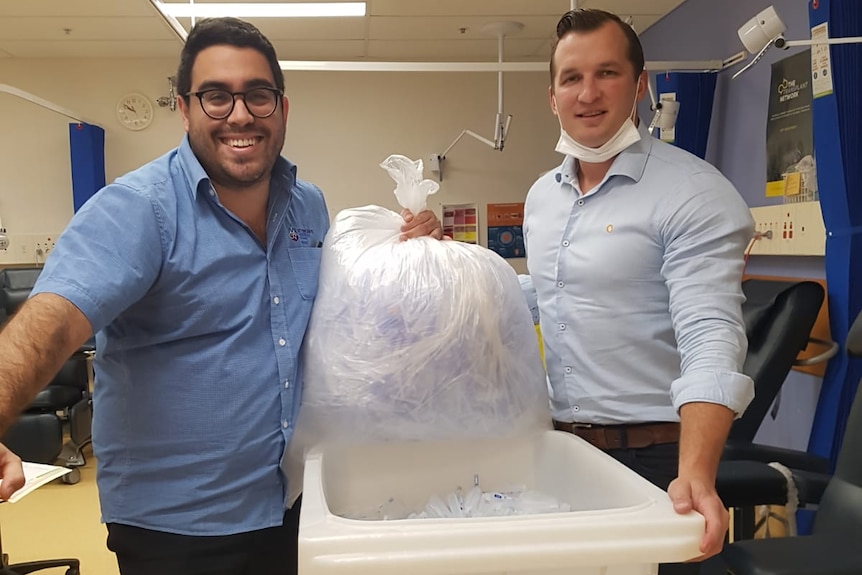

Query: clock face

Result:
[116,93,154,131]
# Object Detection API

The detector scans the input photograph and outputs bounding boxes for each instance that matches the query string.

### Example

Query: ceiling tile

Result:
[370,0,570,17]
[0,40,182,59]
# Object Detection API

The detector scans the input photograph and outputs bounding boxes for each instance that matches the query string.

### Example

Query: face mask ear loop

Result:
[630,83,641,123]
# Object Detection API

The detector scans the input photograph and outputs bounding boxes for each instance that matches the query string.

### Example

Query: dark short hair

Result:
[549,9,645,83]
[177,17,284,102]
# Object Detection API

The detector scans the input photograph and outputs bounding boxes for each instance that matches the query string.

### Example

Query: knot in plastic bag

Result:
[380,154,439,215]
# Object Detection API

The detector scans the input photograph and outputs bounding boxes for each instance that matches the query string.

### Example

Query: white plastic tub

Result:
[298,430,703,575]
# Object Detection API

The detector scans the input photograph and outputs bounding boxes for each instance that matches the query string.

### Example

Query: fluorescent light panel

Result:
[160,2,366,18]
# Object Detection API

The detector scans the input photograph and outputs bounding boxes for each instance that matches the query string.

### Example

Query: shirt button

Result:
[282,420,289,428]
[284,380,290,389]
[573,406,580,412]
[577,199,585,206]
[559,324,567,331]
[557,281,564,288]
[565,366,572,374]
[278,338,286,346]
[273,296,280,305]
[562,240,570,247]
[209,189,216,197]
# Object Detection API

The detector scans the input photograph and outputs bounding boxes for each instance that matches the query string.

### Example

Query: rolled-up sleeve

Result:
[660,171,756,416]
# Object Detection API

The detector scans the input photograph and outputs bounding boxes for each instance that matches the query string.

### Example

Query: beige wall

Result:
[0,58,562,272]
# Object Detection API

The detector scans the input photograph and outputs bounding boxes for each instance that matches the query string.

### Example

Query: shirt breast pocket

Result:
[289,247,322,300]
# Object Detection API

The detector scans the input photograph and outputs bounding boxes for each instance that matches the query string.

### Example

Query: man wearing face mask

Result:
[523,9,755,566]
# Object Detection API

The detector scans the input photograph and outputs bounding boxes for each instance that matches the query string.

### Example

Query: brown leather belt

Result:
[553,420,680,450]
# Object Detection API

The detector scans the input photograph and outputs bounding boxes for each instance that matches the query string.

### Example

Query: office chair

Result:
[0,267,93,484]
[712,308,862,575]
[714,279,831,540]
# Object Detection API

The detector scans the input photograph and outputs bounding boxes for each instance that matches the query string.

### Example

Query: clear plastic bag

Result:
[286,156,549,503]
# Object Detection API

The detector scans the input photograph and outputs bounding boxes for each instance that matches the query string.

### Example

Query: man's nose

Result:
[578,76,600,103]
[227,95,254,125]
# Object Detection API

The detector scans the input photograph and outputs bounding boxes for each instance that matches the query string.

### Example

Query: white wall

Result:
[0,58,562,272]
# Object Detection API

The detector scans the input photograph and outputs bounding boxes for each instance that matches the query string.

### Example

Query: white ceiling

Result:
[0,0,686,62]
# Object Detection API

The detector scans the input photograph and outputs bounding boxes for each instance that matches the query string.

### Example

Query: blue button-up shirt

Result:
[32,136,329,536]
[524,125,755,425]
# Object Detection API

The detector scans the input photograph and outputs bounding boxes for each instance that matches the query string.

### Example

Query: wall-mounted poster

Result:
[765,50,816,200]
[487,202,525,259]
[442,203,478,244]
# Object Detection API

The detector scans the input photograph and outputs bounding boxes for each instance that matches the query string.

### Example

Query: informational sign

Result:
[487,202,525,259]
[765,50,816,199]
[810,22,834,99]
[442,203,478,244]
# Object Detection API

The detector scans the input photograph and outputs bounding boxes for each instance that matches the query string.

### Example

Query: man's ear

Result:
[549,86,558,116]
[636,70,648,101]
[177,96,191,133]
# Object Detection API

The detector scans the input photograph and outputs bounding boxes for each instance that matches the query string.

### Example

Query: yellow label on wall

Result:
[765,180,786,198]
[783,172,802,196]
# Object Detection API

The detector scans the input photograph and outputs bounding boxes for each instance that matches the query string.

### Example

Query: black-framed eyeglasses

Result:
[186,87,284,120]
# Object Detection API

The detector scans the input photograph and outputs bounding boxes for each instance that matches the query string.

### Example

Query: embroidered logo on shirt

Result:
[289,227,316,246]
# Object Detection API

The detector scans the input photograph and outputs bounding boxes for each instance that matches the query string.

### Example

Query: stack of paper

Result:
[0,462,72,503]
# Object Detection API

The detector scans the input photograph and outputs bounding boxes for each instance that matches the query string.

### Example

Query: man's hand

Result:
[667,475,729,560]
[400,209,445,241]
[0,443,25,501]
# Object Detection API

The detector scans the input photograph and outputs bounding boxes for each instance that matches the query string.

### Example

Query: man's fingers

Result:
[699,499,729,557]
[0,447,25,501]
[667,479,694,514]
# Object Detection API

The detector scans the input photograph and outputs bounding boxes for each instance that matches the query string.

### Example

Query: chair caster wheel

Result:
[62,468,81,485]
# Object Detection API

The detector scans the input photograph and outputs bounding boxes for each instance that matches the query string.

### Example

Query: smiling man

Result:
[0,17,441,575]
[523,9,755,570]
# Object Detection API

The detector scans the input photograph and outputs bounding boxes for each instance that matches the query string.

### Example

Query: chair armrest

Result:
[716,459,831,510]
[722,441,830,473]
[716,460,789,508]
[722,534,862,575]
[791,468,830,507]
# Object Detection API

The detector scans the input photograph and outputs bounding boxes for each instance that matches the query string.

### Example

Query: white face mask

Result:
[554,92,642,164]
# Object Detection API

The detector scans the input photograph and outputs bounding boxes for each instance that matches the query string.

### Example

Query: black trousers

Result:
[106,498,302,575]
[607,442,679,490]
[607,443,704,575]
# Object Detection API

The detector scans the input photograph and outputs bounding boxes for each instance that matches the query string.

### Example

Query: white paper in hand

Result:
[0,462,72,503]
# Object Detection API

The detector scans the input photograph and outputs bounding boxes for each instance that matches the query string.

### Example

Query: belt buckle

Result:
[572,422,592,429]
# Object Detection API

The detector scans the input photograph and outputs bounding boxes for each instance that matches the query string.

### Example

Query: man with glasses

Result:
[0,17,441,575]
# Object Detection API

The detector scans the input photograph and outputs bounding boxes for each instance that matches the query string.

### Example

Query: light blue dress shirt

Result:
[524,124,755,425]
[31,136,329,536]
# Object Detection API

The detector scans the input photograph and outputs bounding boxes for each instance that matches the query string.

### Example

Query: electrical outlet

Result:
[0,232,62,264]
[749,203,825,256]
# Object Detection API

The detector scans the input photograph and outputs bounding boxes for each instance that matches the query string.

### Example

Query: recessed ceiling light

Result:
[159,2,366,18]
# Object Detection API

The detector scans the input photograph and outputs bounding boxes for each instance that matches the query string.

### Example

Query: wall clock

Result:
[116,93,154,131]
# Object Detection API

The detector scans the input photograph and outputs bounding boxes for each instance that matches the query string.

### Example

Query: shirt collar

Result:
[177,134,298,199]
[553,121,654,186]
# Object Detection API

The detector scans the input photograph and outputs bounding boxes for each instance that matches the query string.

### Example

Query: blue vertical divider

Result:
[802,0,862,533]
[654,72,717,160]
[68,122,106,212]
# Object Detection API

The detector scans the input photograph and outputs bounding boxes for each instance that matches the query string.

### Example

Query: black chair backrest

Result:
[0,267,42,322]
[727,279,825,443]
[1,412,64,464]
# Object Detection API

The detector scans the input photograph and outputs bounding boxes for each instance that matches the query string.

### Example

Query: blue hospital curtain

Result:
[807,0,862,474]
[654,72,717,159]
[68,122,106,212]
